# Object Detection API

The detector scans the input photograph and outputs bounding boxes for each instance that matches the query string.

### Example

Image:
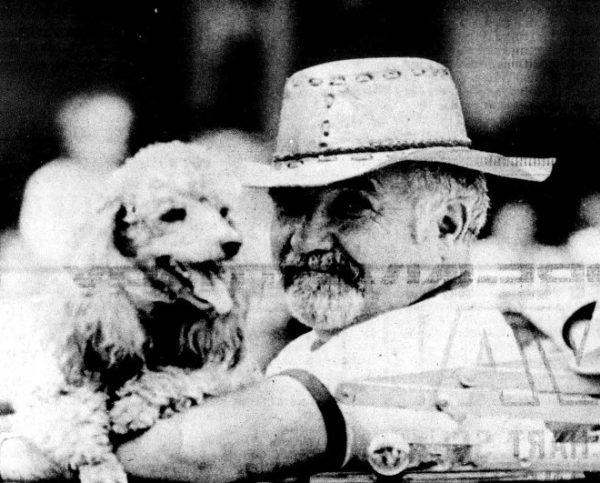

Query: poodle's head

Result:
[64,141,247,383]
[99,141,243,316]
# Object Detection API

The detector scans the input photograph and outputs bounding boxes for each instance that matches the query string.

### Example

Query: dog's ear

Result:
[57,287,146,388]
[113,204,137,258]
[185,316,243,369]
[161,305,243,370]
[67,197,130,266]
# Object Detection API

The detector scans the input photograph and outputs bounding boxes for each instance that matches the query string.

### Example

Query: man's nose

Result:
[290,212,334,253]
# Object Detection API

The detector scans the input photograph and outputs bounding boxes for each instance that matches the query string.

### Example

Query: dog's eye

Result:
[220,206,229,218]
[159,208,187,223]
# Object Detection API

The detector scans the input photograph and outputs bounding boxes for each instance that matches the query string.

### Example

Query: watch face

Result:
[367,433,411,476]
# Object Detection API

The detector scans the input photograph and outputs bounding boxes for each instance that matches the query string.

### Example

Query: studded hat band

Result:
[274,139,472,162]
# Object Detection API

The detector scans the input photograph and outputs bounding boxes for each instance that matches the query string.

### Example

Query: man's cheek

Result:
[270,226,290,265]
[341,234,380,272]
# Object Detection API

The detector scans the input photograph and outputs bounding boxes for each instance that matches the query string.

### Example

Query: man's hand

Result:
[117,376,328,482]
[0,377,328,483]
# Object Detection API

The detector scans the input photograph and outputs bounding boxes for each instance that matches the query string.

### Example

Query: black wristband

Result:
[278,369,348,469]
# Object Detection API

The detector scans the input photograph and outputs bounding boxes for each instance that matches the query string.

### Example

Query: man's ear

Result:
[438,199,469,241]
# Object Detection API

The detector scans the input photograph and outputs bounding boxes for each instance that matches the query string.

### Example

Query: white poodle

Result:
[0,141,260,482]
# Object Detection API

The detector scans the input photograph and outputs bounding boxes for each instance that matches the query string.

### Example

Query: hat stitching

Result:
[330,75,346,86]
[299,66,450,88]
[274,139,471,162]
[292,66,450,87]
[382,70,401,79]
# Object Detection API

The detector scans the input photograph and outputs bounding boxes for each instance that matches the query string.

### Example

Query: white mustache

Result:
[281,248,363,286]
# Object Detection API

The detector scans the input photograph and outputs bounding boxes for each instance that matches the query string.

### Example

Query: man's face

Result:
[269,172,446,336]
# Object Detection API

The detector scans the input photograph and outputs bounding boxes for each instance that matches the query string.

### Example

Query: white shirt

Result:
[267,286,522,394]
[266,286,525,465]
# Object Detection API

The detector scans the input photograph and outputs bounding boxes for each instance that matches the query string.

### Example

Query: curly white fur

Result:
[0,141,261,483]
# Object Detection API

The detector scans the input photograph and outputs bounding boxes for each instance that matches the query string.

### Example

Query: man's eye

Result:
[331,192,374,219]
[276,201,304,218]
[270,189,306,218]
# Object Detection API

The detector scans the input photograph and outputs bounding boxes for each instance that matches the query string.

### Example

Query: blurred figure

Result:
[472,202,538,265]
[579,192,600,226]
[18,91,134,267]
[492,202,537,247]
[568,192,600,263]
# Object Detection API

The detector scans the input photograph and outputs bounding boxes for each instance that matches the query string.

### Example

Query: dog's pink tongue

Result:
[189,270,233,315]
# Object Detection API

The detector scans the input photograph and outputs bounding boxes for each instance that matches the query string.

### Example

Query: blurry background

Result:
[0,0,598,245]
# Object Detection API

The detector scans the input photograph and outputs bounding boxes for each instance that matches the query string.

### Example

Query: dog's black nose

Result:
[222,240,241,259]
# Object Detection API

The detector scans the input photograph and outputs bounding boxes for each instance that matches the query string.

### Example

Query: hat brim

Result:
[242,147,555,188]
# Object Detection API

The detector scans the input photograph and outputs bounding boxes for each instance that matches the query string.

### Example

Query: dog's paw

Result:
[161,396,196,418]
[110,394,160,435]
[79,457,127,483]
[0,434,64,480]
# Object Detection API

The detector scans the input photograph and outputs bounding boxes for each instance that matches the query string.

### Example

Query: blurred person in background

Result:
[474,201,569,267]
[492,203,538,249]
[568,193,600,263]
[17,91,134,267]
[472,202,538,266]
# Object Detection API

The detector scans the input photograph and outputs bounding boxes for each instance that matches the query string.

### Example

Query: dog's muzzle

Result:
[145,256,233,315]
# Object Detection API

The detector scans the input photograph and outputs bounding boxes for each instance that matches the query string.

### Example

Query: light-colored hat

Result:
[244,57,555,188]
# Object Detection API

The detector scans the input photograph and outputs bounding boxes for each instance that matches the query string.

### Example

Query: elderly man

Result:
[1,58,555,481]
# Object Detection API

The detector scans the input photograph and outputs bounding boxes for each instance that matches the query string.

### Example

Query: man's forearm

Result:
[117,376,329,482]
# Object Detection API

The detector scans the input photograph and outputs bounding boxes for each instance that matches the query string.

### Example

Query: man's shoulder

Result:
[266,286,516,381]
[265,329,317,377]
[373,285,507,329]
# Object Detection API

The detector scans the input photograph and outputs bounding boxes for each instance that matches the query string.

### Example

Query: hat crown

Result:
[275,57,471,161]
